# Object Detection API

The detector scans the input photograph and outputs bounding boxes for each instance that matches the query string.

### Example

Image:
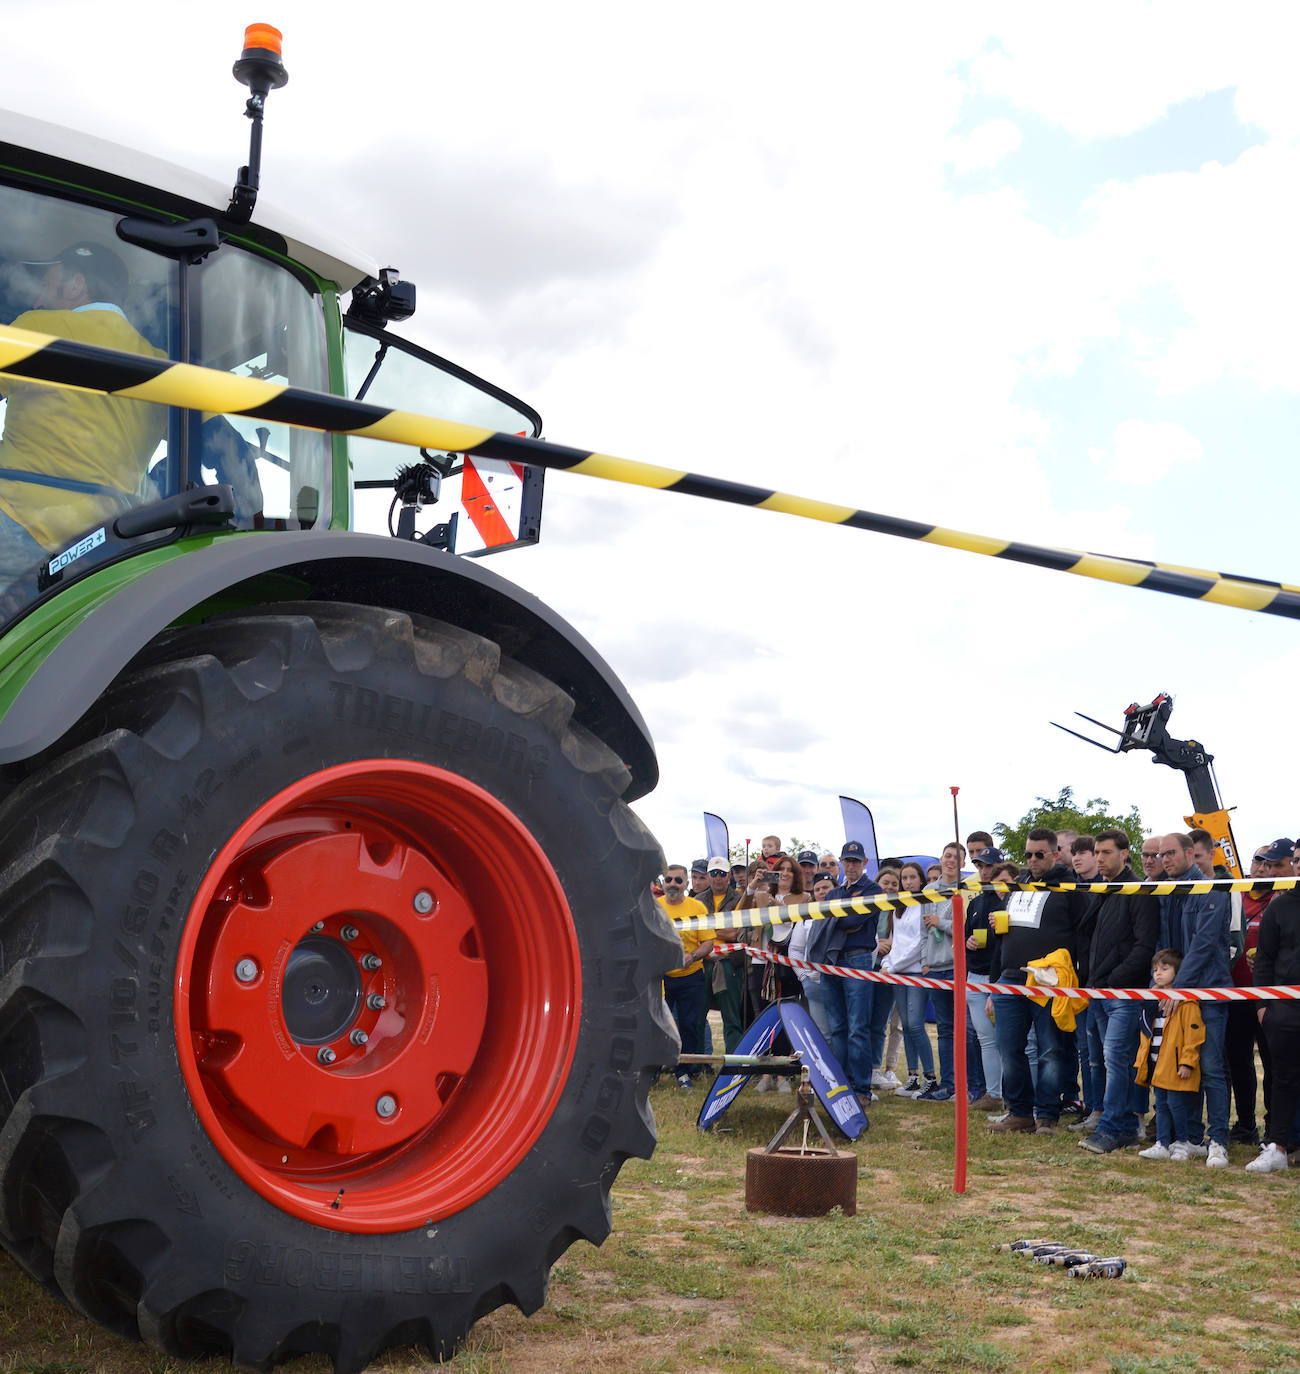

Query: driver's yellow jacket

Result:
[0,306,166,549]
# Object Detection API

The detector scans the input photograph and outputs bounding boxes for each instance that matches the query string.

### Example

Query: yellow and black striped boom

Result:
[1,320,1296,618]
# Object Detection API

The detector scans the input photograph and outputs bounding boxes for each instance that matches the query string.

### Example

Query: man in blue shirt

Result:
[805,840,882,1106]
[1159,831,1232,1167]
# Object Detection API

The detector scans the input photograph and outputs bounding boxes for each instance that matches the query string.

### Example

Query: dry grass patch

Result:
[3,1082,1299,1372]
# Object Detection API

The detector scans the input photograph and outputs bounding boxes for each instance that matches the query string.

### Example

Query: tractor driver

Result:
[0,241,165,585]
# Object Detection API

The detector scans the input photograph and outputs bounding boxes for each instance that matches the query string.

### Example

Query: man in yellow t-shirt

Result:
[658,864,714,1087]
[0,242,166,584]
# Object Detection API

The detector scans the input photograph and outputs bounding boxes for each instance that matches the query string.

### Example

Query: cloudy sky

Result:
[6,2,1299,868]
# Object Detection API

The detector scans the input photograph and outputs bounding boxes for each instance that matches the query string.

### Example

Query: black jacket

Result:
[1254,889,1300,991]
[1087,865,1160,988]
[989,863,1091,985]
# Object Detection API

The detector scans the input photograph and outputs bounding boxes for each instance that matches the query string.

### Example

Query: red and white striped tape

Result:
[714,944,1300,1002]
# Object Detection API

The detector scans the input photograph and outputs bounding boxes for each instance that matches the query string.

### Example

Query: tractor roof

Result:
[0,108,377,291]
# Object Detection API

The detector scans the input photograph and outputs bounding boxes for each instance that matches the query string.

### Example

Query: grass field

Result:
[3,1065,1297,1374]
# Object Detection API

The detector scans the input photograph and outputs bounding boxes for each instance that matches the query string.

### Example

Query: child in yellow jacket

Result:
[1135,949,1206,1162]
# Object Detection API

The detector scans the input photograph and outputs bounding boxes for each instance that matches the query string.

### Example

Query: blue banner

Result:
[839,796,880,879]
[779,1002,869,1140]
[703,812,730,865]
[696,1002,783,1131]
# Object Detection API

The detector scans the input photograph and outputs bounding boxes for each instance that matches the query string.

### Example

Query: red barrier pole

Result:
[950,786,967,1194]
[952,890,968,1194]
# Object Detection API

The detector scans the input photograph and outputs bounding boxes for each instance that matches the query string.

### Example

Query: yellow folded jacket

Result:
[1024,949,1089,1032]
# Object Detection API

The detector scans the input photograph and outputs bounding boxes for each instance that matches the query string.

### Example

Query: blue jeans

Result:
[1195,1003,1230,1148]
[663,969,708,1074]
[1075,1006,1101,1110]
[966,971,1001,1099]
[868,975,893,1070]
[1154,1085,1197,1145]
[994,994,1070,1122]
[823,949,875,1095]
[930,971,955,1094]
[1092,1000,1144,1141]
[893,983,934,1077]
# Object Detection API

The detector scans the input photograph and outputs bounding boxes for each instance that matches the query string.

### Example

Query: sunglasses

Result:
[1025,849,1049,859]
[663,876,685,885]
[708,869,728,877]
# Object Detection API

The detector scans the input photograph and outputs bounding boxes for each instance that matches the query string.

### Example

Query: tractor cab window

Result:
[0,175,332,617]
[343,320,541,488]
[0,183,177,586]
[193,249,330,530]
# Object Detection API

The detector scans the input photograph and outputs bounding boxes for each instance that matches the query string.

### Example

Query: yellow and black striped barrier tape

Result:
[1,320,1298,618]
[669,874,1300,931]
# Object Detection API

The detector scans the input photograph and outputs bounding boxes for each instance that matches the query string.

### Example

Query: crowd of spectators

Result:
[655,824,1300,1175]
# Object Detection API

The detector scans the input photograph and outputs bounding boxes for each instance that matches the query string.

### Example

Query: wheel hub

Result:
[281,936,362,1045]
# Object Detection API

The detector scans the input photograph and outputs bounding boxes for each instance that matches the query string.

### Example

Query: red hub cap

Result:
[175,760,581,1233]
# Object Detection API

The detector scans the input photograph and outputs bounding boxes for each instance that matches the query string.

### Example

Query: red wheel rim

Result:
[174,760,581,1233]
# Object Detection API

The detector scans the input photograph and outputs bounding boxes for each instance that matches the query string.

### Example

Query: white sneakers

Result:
[1245,1143,1289,1173]
[872,1068,902,1090]
[1144,1139,1290,1172]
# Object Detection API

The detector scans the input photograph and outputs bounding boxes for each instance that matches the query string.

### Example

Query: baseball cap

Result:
[23,241,128,301]
[691,858,708,874]
[797,849,819,865]
[1259,838,1294,863]
[706,855,729,874]
[840,840,867,861]
[974,846,1007,866]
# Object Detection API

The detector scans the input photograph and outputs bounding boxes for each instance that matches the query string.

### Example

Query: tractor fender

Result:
[0,529,658,798]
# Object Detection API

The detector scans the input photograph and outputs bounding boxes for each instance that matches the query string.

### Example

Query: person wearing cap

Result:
[1226,838,1288,1146]
[804,839,882,1105]
[1076,829,1160,1155]
[964,846,1008,1111]
[796,849,820,889]
[0,243,166,581]
[688,859,710,898]
[1243,881,1300,1173]
[698,857,746,1053]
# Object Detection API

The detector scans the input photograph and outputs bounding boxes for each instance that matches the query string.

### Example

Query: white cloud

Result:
[1088,419,1204,485]
[945,117,1023,173]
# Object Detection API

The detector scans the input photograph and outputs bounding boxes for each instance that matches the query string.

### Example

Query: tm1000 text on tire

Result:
[0,602,678,1372]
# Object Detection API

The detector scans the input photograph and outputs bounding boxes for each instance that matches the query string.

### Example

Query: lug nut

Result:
[317,1047,336,1065]
[413,890,434,914]
[235,958,258,983]
[340,924,360,942]
[376,1094,397,1118]
[360,953,382,971]
[310,920,325,932]
[367,993,386,1011]
[350,1028,368,1046]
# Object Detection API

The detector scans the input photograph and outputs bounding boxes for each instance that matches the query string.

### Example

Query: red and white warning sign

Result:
[455,453,543,557]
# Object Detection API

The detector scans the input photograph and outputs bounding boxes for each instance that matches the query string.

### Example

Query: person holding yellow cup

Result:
[965,846,1011,1110]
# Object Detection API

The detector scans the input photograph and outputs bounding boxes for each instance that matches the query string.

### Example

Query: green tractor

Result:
[0,25,677,1372]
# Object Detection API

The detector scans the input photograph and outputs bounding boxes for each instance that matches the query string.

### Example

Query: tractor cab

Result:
[0,27,540,629]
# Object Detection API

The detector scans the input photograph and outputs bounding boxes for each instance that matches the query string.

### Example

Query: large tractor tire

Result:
[0,602,678,1372]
